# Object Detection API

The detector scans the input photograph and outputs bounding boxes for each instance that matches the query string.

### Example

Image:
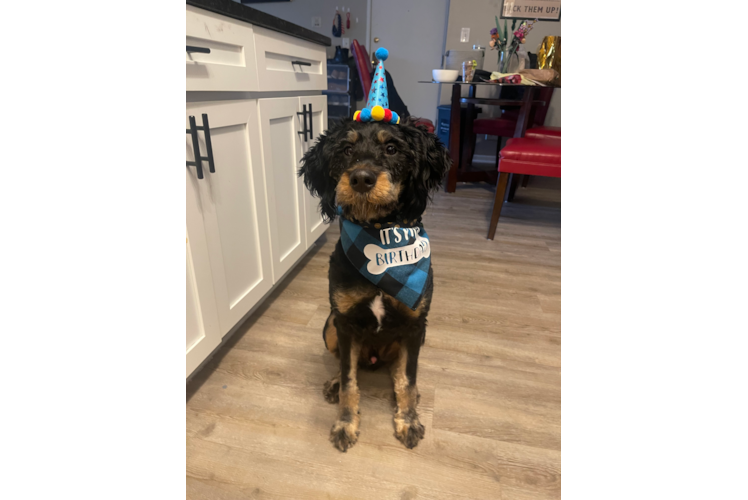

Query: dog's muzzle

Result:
[350,168,377,193]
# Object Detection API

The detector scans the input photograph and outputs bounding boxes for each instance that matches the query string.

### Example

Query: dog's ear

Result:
[399,118,452,220]
[298,129,338,222]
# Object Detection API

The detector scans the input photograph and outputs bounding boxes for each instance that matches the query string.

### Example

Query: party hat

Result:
[353,47,400,124]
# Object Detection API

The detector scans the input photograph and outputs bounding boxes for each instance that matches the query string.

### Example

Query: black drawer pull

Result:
[308,103,313,140]
[291,60,311,66]
[186,45,211,54]
[186,114,216,178]
[297,104,309,142]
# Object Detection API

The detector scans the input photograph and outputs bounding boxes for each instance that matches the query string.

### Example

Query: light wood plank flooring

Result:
[187,178,561,500]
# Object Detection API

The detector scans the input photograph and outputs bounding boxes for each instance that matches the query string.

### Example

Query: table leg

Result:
[446,83,461,193]
[460,84,477,173]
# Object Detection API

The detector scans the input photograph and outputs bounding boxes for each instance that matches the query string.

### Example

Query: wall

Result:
[238,0,370,60]
[441,0,560,125]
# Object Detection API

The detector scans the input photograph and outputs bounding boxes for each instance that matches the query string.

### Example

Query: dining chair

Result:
[487,136,561,240]
[463,87,555,170]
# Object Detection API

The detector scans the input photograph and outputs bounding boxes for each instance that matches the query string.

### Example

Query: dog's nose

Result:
[350,169,377,193]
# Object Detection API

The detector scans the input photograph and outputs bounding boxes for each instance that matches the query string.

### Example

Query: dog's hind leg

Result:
[390,335,425,449]
[329,333,362,452]
[322,312,342,403]
[323,372,341,404]
[322,311,339,357]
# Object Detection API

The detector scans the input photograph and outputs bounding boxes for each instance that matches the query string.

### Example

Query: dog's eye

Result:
[344,146,353,156]
[386,145,396,155]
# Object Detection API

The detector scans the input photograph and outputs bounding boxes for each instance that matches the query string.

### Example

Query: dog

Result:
[298,117,451,452]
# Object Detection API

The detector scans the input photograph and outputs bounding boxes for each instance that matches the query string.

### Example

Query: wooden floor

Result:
[187,178,561,500]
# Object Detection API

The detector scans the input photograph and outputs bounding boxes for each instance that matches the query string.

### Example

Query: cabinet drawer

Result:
[186,5,259,91]
[253,26,327,92]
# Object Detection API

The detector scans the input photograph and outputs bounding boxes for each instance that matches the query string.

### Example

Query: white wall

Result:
[239,0,370,59]
[441,0,560,125]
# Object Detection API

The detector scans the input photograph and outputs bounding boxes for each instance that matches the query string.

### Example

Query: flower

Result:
[489,40,495,48]
[490,27,498,36]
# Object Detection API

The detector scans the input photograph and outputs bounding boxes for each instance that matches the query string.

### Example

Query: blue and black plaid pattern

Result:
[338,210,431,310]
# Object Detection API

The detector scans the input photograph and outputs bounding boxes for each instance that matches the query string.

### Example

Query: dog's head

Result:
[299,118,451,223]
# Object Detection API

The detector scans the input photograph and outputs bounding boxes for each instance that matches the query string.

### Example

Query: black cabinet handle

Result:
[186,114,216,178]
[308,103,313,141]
[186,45,211,54]
[297,104,309,142]
[186,116,204,179]
[291,60,311,66]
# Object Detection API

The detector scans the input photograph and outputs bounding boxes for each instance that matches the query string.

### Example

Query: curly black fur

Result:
[298,117,451,223]
[298,117,451,452]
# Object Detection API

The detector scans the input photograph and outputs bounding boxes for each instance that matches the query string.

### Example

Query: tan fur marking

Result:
[333,288,374,314]
[391,345,412,410]
[336,171,401,222]
[390,343,424,448]
[377,129,392,144]
[383,293,427,319]
[347,130,359,143]
[323,313,338,355]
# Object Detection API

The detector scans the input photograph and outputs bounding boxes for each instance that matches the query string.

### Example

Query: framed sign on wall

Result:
[500,0,561,22]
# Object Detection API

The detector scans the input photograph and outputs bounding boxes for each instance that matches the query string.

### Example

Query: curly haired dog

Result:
[298,117,451,452]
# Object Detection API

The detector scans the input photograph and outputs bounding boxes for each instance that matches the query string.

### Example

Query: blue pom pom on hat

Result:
[355,47,399,124]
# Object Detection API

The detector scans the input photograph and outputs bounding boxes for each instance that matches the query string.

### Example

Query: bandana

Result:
[338,207,431,310]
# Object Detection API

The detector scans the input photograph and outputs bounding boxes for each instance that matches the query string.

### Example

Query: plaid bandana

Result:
[338,207,431,310]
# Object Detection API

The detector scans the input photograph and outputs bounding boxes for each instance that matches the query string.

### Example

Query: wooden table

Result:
[419,81,545,193]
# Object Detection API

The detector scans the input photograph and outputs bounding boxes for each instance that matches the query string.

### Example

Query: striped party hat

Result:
[353,48,400,124]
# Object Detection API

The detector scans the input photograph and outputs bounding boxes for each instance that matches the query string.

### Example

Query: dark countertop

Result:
[187,0,331,47]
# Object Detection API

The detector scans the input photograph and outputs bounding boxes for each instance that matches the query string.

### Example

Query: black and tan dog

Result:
[298,117,451,452]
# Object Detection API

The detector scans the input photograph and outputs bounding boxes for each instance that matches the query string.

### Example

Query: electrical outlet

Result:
[342,38,350,49]
[312,16,322,28]
[460,28,470,43]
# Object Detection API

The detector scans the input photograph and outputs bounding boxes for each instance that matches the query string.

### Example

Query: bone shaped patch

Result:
[363,229,430,275]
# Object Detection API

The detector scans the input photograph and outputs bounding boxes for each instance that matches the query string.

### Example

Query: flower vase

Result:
[499,48,515,73]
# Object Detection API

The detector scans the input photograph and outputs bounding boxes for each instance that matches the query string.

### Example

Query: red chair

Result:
[487,137,561,240]
[350,39,434,133]
[465,87,555,168]
[525,126,561,140]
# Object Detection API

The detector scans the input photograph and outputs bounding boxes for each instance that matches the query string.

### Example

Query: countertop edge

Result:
[187,0,332,47]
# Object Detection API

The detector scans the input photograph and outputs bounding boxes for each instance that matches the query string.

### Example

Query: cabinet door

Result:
[186,225,220,377]
[186,100,273,337]
[257,97,307,282]
[299,95,330,247]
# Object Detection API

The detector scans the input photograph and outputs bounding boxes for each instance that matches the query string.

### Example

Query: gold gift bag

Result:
[537,36,561,86]
[538,36,561,73]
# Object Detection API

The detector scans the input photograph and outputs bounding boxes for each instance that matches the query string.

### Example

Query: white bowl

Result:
[432,69,459,82]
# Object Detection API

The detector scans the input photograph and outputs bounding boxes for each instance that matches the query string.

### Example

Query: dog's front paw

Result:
[393,413,425,449]
[330,419,359,452]
[323,379,340,404]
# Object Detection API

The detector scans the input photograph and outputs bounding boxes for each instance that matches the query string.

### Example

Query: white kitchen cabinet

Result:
[299,95,329,245]
[186,5,259,92]
[186,99,274,338]
[253,26,327,92]
[257,97,308,282]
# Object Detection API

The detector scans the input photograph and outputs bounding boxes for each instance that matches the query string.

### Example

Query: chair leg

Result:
[507,173,520,201]
[488,172,510,240]
[521,175,530,188]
